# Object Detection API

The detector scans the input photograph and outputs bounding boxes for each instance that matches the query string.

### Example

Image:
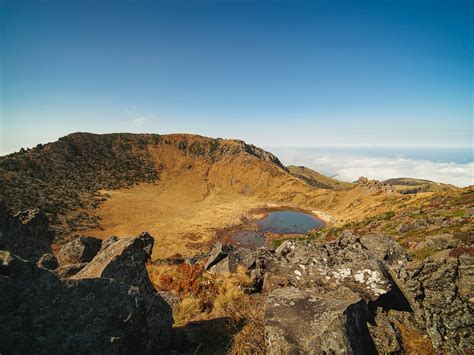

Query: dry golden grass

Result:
[394,321,436,354]
[85,171,264,258]
[147,262,265,351]
[77,133,432,258]
[83,170,417,258]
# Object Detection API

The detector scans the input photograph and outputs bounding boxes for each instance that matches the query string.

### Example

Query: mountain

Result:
[287,165,352,189]
[383,177,458,194]
[0,132,473,354]
[0,132,403,257]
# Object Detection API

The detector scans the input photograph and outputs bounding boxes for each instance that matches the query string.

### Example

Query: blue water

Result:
[229,211,324,248]
[257,210,325,234]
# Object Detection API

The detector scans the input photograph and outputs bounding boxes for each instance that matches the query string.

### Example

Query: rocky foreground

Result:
[1,204,472,354]
[0,206,172,353]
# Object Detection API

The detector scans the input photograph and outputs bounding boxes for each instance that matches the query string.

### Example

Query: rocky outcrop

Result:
[390,251,473,353]
[3,208,53,262]
[356,176,396,193]
[72,232,156,292]
[360,234,473,353]
[201,231,472,353]
[57,236,102,266]
[0,250,171,354]
[0,208,173,353]
[257,233,413,353]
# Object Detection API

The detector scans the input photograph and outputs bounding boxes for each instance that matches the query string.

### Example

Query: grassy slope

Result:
[287,165,353,189]
[0,132,408,258]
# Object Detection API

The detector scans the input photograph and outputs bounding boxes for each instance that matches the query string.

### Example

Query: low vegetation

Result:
[147,262,265,353]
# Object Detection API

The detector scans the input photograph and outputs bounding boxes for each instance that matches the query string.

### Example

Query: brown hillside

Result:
[287,165,353,189]
[0,132,412,258]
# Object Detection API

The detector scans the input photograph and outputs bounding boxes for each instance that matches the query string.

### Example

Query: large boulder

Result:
[72,232,154,291]
[263,233,393,301]
[71,232,172,349]
[57,236,102,266]
[258,232,437,353]
[265,286,376,354]
[3,209,52,262]
[204,241,232,270]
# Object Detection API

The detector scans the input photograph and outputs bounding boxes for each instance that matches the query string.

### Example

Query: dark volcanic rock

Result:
[263,232,393,301]
[37,253,59,270]
[204,241,232,270]
[0,250,172,354]
[4,209,53,262]
[57,236,102,266]
[0,210,173,355]
[72,232,155,292]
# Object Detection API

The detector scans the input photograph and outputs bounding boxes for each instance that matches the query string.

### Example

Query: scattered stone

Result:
[275,240,293,257]
[204,242,232,270]
[414,233,457,251]
[208,254,238,274]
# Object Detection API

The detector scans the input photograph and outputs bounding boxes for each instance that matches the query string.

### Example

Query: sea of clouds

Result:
[267,147,474,188]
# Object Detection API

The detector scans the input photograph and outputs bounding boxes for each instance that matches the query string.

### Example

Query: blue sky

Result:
[1,0,472,154]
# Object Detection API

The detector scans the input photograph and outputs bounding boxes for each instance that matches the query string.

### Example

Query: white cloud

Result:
[133,116,147,126]
[270,149,474,187]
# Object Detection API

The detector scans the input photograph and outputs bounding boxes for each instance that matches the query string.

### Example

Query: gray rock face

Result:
[264,232,393,301]
[203,232,471,353]
[57,236,102,266]
[3,209,52,262]
[260,233,405,353]
[265,286,376,354]
[393,251,473,352]
[0,250,172,354]
[360,235,474,353]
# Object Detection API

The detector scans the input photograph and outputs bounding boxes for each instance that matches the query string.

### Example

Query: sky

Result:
[1,0,472,152]
[0,0,473,184]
